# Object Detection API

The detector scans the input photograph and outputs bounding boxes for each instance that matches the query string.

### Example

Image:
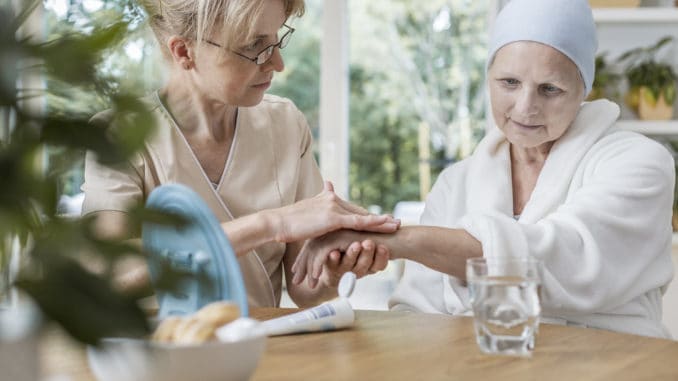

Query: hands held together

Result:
[273,181,399,243]
[279,182,396,289]
[294,235,389,289]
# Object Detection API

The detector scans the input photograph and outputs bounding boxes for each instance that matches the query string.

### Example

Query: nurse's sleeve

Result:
[81,150,144,216]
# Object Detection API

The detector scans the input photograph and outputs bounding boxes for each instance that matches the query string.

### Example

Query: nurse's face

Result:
[191,0,287,107]
[488,41,585,151]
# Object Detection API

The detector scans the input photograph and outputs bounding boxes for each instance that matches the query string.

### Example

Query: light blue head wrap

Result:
[488,0,598,96]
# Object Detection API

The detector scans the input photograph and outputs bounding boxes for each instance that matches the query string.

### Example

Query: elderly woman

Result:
[81,0,397,308]
[292,0,675,338]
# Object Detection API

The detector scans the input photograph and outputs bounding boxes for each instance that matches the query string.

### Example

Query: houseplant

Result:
[619,36,677,120]
[1,0,185,347]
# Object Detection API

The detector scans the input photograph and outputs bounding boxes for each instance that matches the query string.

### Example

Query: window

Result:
[272,0,490,214]
[348,0,489,212]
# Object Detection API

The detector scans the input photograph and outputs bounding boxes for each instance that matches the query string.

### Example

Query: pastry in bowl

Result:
[88,301,265,381]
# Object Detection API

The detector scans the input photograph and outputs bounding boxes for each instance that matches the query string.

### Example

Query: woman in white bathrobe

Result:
[82,0,398,308]
[292,0,675,338]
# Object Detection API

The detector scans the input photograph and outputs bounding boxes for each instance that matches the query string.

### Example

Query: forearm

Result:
[388,226,482,280]
[346,226,482,281]
[220,210,279,257]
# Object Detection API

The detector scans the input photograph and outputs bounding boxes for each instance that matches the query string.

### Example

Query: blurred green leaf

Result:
[24,22,129,87]
[41,115,127,163]
[0,6,19,107]
[0,0,182,345]
[107,94,156,160]
[15,253,150,345]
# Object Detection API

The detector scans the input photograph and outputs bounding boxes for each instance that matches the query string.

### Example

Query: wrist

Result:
[259,208,284,243]
[380,228,405,260]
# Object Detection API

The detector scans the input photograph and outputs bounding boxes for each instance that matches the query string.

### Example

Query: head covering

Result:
[487,0,598,96]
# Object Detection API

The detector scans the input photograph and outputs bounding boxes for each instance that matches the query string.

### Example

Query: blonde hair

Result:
[140,0,305,57]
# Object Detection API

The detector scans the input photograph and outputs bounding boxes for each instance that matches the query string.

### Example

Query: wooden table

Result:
[43,308,678,381]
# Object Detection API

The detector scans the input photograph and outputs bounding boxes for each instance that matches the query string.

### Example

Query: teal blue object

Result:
[142,184,248,318]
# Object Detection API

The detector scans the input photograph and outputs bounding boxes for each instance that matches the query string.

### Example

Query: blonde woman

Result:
[81,0,398,308]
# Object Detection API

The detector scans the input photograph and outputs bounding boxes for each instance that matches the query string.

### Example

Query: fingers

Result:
[314,187,401,235]
[313,241,358,281]
[362,220,401,233]
[344,214,386,229]
[352,240,375,278]
[339,214,400,233]
[302,240,392,289]
[315,243,361,289]
[337,242,360,273]
[323,180,334,193]
[292,242,325,286]
[290,241,307,274]
[293,232,390,289]
[326,250,342,269]
[291,260,307,285]
[370,244,390,273]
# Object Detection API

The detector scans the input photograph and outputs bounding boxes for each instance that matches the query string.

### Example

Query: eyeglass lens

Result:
[255,29,292,65]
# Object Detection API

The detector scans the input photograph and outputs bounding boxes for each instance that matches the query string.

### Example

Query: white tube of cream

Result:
[260,272,357,336]
[260,297,354,336]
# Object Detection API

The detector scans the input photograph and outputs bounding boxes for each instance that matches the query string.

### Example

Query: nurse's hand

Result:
[270,181,400,243]
[292,232,389,289]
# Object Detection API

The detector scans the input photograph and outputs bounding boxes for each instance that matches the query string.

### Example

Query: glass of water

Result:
[466,257,542,357]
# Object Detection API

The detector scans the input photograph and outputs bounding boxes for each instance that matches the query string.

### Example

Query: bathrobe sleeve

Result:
[459,133,675,315]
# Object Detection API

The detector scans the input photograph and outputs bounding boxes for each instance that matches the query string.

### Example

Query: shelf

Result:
[593,7,678,23]
[617,120,678,136]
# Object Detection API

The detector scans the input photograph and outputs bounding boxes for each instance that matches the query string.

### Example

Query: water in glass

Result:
[469,275,540,357]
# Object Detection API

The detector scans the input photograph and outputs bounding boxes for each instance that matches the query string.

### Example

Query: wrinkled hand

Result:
[272,181,400,243]
[292,231,389,289]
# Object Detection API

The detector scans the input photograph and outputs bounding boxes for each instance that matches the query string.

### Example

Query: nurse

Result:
[292,0,675,338]
[81,0,398,308]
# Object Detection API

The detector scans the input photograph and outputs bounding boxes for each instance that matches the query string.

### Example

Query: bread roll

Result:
[151,316,184,343]
[173,317,217,344]
[195,301,240,327]
[150,301,241,344]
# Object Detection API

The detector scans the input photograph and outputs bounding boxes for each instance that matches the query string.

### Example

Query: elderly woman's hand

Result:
[291,231,389,289]
[270,181,400,244]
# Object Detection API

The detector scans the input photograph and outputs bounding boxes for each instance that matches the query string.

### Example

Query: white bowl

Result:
[87,335,266,381]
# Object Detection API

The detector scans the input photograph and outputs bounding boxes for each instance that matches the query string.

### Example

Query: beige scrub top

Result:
[81,92,323,307]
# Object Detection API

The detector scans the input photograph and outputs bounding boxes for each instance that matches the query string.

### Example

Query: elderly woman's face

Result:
[488,41,585,150]
[192,0,286,107]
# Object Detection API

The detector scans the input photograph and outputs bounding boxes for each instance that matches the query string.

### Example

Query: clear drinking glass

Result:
[466,257,542,357]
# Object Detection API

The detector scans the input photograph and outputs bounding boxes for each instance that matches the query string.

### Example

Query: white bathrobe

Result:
[389,99,676,339]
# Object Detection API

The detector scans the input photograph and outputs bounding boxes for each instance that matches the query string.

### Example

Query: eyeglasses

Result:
[204,24,295,65]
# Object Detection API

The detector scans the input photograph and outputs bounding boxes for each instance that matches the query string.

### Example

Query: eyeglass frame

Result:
[203,24,295,65]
